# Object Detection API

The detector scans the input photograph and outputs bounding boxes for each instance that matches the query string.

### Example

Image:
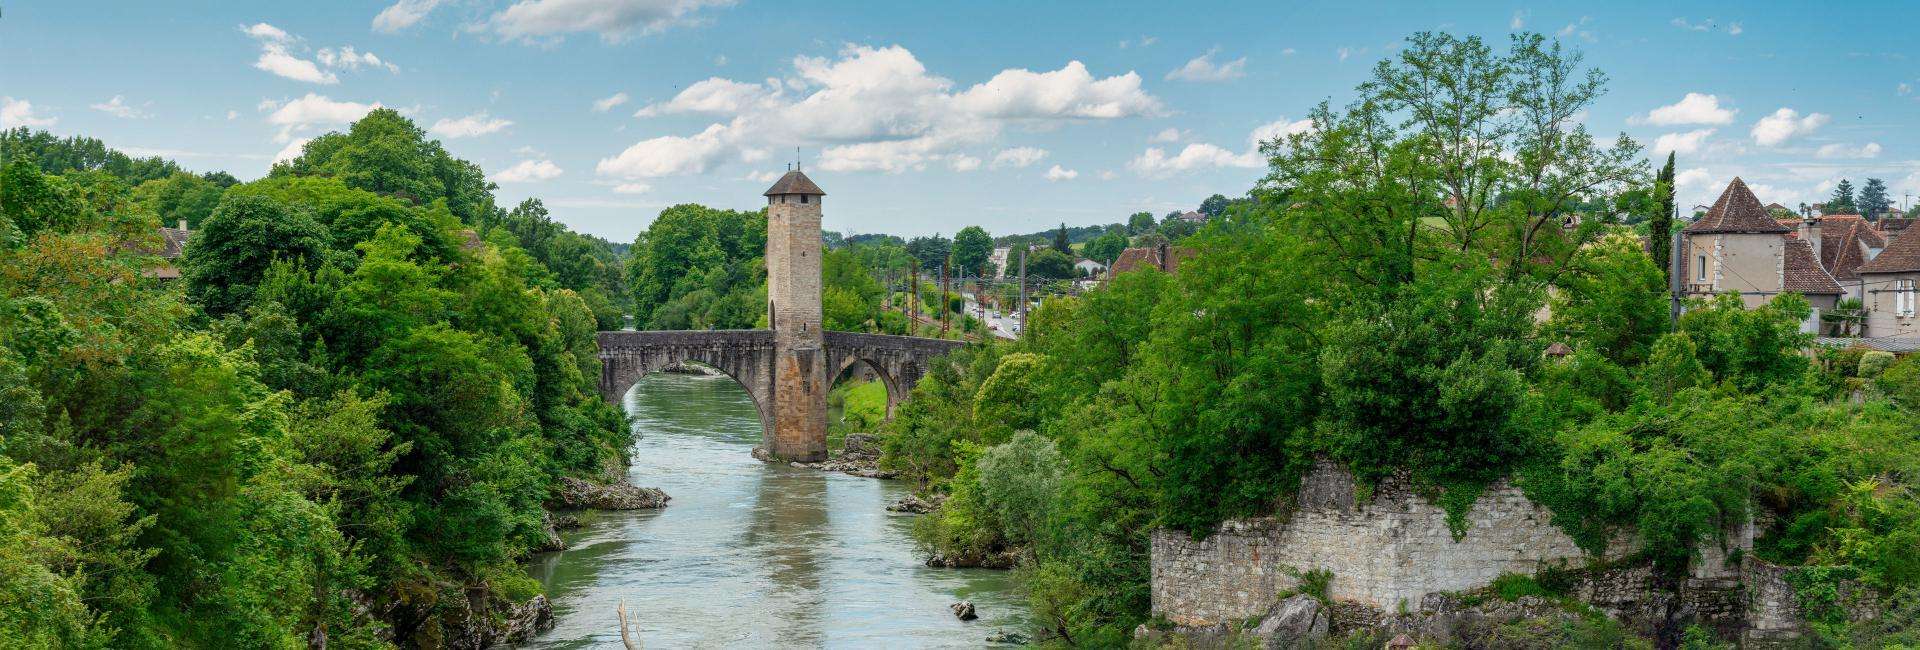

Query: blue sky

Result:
[4,1,1918,242]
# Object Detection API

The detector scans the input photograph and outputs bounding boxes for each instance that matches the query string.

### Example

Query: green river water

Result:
[525,371,1031,648]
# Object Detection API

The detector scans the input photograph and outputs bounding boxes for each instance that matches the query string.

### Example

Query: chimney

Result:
[177,219,189,231]
[1157,242,1170,272]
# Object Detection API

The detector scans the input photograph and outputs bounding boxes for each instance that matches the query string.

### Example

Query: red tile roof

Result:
[1684,178,1792,234]
[1782,238,1843,295]
[1109,245,1195,276]
[1857,221,1920,274]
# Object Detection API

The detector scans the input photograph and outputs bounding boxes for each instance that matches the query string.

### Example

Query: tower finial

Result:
[796,146,802,171]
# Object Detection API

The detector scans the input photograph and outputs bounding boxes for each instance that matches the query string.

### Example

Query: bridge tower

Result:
[762,168,829,461]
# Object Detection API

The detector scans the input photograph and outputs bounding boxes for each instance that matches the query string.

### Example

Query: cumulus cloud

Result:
[372,0,444,32]
[90,95,150,119]
[949,155,981,172]
[1815,142,1882,159]
[597,44,1162,179]
[485,0,732,44]
[263,93,382,142]
[490,159,564,182]
[273,137,312,164]
[992,147,1048,169]
[1639,93,1735,125]
[593,92,630,112]
[1,97,56,128]
[1670,17,1714,32]
[246,23,397,84]
[1128,117,1312,177]
[1043,164,1078,181]
[1510,10,1527,29]
[1750,108,1828,146]
[430,112,514,138]
[1674,167,1713,190]
[1653,129,1715,155]
[1149,127,1185,143]
[1165,48,1246,82]
[612,182,651,193]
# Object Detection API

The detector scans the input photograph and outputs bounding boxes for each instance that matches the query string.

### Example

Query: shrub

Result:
[1858,350,1895,379]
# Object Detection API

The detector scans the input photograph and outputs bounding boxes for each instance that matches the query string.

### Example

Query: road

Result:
[964,294,1021,339]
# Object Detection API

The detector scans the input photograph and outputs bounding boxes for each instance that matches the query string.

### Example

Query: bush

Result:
[1877,355,1920,410]
[1858,350,1895,379]
[975,432,1063,547]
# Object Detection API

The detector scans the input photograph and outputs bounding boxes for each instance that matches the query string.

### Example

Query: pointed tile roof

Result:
[1783,238,1843,295]
[762,170,825,196]
[1684,178,1792,234]
[1857,220,1920,274]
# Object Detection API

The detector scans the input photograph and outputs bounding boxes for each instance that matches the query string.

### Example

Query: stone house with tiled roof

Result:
[1679,179,1841,332]
[137,219,192,280]
[1854,223,1920,338]
[1109,244,1196,277]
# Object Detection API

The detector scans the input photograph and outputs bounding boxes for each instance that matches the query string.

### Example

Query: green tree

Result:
[181,194,329,317]
[1025,249,1074,279]
[1828,178,1858,214]
[904,234,951,269]
[1651,152,1676,283]
[1126,211,1155,235]
[1545,233,1669,366]
[1050,223,1071,256]
[952,225,994,276]
[1860,177,1891,220]
[1083,231,1128,265]
[1198,193,1230,218]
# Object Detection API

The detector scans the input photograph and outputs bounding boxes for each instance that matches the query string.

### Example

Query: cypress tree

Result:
[1650,152,1676,283]
[1860,178,1890,221]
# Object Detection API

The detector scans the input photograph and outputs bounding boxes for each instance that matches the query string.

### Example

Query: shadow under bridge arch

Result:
[597,330,776,440]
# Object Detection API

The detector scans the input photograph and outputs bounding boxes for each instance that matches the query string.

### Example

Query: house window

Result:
[1697,255,1707,281]
[1898,279,1917,317]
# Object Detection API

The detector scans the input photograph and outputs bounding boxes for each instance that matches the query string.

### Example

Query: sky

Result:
[4,0,1919,242]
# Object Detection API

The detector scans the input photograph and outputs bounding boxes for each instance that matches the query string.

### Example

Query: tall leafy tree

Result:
[181,194,329,317]
[1197,193,1230,218]
[952,225,994,276]
[1126,211,1155,235]
[1860,177,1891,221]
[1083,231,1128,265]
[1051,223,1072,255]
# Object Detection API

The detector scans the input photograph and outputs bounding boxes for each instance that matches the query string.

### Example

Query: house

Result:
[1772,214,1887,303]
[1679,178,1841,331]
[1854,222,1920,338]
[1074,259,1106,276]
[1175,210,1208,224]
[142,219,192,280]
[1109,243,1196,277]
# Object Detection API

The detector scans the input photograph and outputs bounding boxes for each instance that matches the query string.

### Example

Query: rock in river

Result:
[950,601,978,621]
[553,476,670,510]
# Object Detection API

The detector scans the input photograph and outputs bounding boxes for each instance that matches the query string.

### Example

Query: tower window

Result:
[1697,255,1707,281]
[800,195,809,204]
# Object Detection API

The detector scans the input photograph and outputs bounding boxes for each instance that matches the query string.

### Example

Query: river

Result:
[525,371,1031,648]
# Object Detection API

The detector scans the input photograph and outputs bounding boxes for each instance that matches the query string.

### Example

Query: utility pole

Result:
[1017,247,1028,335]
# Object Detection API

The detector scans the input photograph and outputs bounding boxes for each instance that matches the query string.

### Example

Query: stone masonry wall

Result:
[1150,462,1592,626]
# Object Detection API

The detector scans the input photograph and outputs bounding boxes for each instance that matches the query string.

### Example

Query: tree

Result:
[1051,223,1072,256]
[1026,249,1074,279]
[182,194,329,317]
[904,234,951,269]
[1198,193,1230,218]
[1829,179,1858,214]
[1157,212,1198,240]
[1650,152,1676,283]
[952,226,994,276]
[1126,211,1155,235]
[1083,231,1128,265]
[1545,233,1669,366]
[1860,178,1891,221]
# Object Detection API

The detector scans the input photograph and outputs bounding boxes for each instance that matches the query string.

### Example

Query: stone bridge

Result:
[595,329,962,449]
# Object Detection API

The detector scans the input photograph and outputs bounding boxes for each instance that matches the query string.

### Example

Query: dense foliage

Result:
[0,112,633,646]
[877,32,1920,646]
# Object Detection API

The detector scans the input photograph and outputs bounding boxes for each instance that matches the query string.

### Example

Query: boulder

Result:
[533,511,567,553]
[1251,594,1330,648]
[951,601,978,621]
[985,629,1028,644]
[887,493,939,514]
[842,433,882,459]
[553,476,670,510]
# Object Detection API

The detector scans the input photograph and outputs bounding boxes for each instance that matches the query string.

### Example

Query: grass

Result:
[826,378,888,450]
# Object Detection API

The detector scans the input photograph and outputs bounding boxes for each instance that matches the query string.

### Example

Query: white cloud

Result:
[634,77,775,117]
[1165,48,1246,82]
[1901,83,1913,96]
[317,46,399,73]
[264,93,382,142]
[1557,16,1595,42]
[1337,46,1360,61]
[372,0,444,32]
[1727,22,1743,36]
[1281,47,1296,56]
[1150,127,1184,143]
[491,159,564,182]
[1,97,57,128]
[1815,142,1882,159]
[1670,17,1713,32]
[597,44,1162,179]
[1639,93,1735,125]
[486,0,732,44]
[1674,167,1713,190]
[1510,10,1527,29]
[246,23,397,83]
[90,95,150,119]
[1043,164,1078,181]
[1118,35,1157,49]
[991,147,1048,169]
[1098,170,1117,180]
[1248,117,1314,147]
[1128,143,1261,176]
[273,137,312,164]
[226,110,239,120]
[1652,129,1715,155]
[593,92,630,112]
[1750,108,1828,146]
[612,182,651,194]
[949,155,981,172]
[429,112,514,138]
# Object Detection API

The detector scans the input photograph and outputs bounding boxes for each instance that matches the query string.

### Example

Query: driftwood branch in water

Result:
[617,599,640,649]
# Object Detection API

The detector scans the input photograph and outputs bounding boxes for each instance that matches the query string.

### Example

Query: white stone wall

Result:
[1150,463,1592,625]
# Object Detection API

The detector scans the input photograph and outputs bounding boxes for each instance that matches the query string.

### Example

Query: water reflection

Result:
[526,371,1029,649]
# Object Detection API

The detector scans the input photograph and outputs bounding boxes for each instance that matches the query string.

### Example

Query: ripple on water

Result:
[527,372,1030,649]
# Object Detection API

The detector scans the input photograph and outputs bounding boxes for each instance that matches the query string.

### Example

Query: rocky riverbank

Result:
[753,433,898,478]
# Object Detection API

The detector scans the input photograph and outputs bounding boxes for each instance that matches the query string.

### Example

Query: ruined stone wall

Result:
[1150,463,1593,626]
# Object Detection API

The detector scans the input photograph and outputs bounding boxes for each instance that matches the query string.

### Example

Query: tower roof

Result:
[762,170,825,196]
[1684,177,1791,234]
